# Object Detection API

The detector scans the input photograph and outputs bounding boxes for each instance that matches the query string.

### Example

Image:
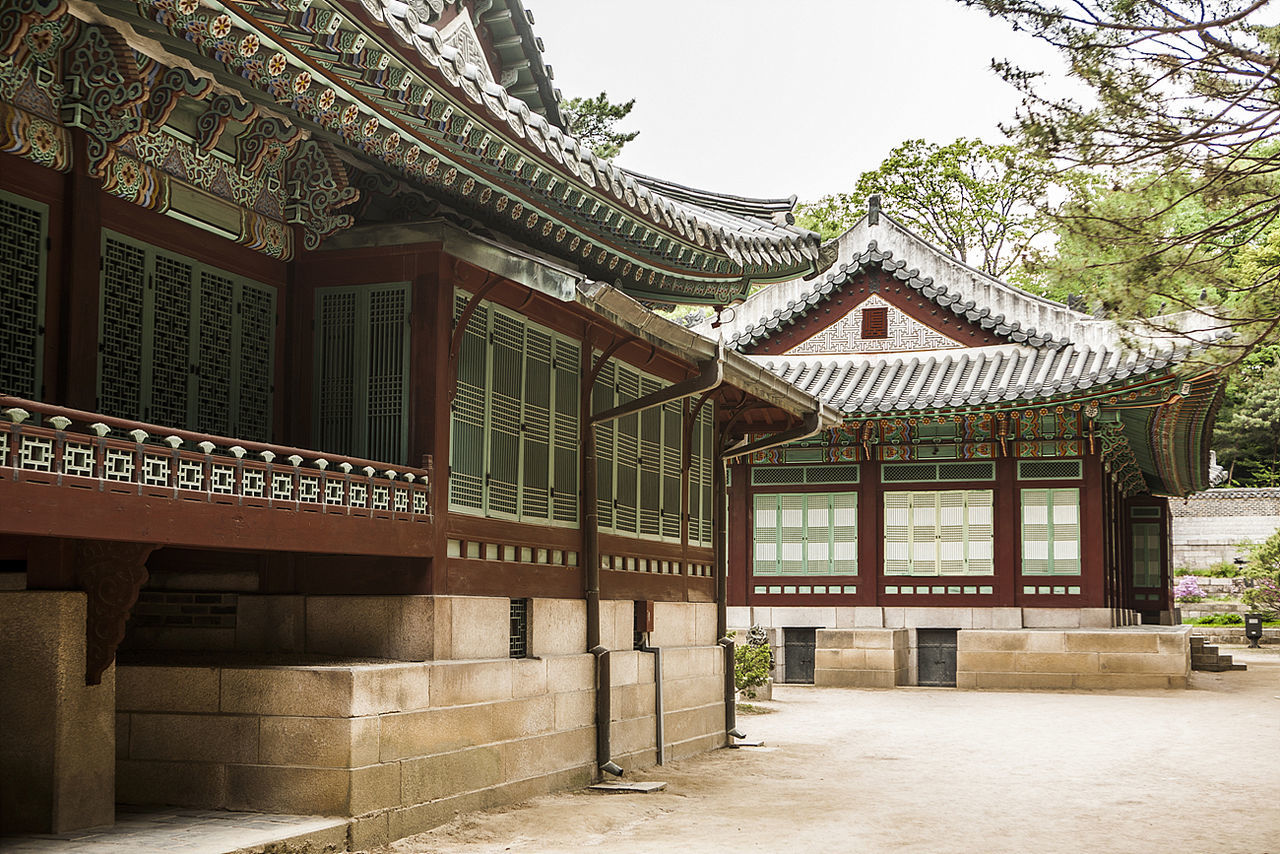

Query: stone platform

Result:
[0,807,347,854]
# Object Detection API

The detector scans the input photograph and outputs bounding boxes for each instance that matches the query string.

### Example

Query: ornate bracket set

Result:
[1,0,357,257]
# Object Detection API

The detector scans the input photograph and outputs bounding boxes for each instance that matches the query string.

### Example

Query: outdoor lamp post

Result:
[1244,613,1264,649]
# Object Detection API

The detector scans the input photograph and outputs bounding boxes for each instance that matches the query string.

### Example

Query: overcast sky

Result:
[524,0,1067,202]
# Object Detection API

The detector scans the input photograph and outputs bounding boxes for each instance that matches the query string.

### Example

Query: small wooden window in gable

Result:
[861,306,888,339]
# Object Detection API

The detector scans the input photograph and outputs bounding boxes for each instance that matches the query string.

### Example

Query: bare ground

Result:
[377,649,1280,854]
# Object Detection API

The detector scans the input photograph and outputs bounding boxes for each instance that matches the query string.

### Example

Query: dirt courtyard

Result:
[378,648,1280,854]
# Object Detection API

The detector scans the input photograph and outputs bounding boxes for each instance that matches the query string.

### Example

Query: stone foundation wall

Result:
[729,606,1120,631]
[814,629,908,688]
[115,596,724,846]
[0,591,116,834]
[956,628,1191,690]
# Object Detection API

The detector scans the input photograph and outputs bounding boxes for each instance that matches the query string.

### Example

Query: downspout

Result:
[636,638,665,765]
[717,408,827,742]
[586,351,723,775]
[582,338,623,777]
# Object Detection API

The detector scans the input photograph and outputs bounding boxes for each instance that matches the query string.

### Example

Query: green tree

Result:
[796,138,1057,281]
[1215,345,1280,486]
[960,0,1280,355]
[561,91,638,160]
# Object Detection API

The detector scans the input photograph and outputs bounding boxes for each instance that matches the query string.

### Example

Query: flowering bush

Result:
[1174,576,1206,603]
[1242,530,1280,620]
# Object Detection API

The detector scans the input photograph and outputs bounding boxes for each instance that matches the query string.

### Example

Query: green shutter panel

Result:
[1022,489,1051,575]
[99,235,147,419]
[698,403,714,547]
[593,360,615,530]
[315,288,359,457]
[449,295,487,511]
[614,366,640,534]
[910,492,938,576]
[753,493,779,576]
[521,326,553,521]
[832,492,857,575]
[1049,489,1080,575]
[365,284,409,464]
[551,338,580,525]
[778,493,805,575]
[964,490,994,574]
[883,492,912,576]
[487,310,524,517]
[145,252,195,427]
[661,399,682,539]
[938,491,967,575]
[805,494,830,574]
[232,280,275,442]
[638,376,662,537]
[195,269,236,436]
[0,191,47,399]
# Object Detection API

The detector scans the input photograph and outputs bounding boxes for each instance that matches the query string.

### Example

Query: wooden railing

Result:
[0,396,432,522]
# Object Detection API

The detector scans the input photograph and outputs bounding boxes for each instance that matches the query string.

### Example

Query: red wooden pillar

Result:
[428,253,455,595]
[727,459,750,606]
[61,131,102,411]
[1081,453,1108,607]
[994,454,1019,607]
[859,456,881,606]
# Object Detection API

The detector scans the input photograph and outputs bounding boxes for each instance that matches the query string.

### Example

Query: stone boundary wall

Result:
[1170,488,1280,570]
[814,629,908,687]
[729,606,1118,631]
[957,628,1190,690]
[116,597,725,848]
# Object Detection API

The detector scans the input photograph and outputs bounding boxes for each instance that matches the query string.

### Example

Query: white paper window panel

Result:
[1025,541,1050,560]
[833,542,856,560]
[833,506,856,527]
[781,543,803,561]
[756,543,777,561]
[756,507,776,529]
[913,506,937,527]
[885,542,910,563]
[1053,503,1078,524]
[939,541,964,561]
[1056,541,1079,560]
[780,507,803,527]
[913,542,937,563]
[940,504,963,526]
[1025,504,1049,525]
[808,542,829,562]
[807,506,829,528]
[967,504,993,526]
[968,541,992,561]
[885,507,909,526]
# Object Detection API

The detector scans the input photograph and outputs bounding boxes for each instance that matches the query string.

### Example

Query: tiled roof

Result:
[750,342,1202,415]
[726,243,1068,352]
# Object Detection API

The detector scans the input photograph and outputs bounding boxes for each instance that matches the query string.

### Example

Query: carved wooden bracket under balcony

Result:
[74,539,157,685]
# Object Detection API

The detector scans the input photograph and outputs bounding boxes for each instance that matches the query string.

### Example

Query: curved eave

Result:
[1139,370,1227,497]
[172,0,820,302]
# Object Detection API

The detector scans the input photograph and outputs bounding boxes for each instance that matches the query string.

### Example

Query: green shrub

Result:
[1192,614,1244,625]
[733,631,774,699]
[1241,530,1280,621]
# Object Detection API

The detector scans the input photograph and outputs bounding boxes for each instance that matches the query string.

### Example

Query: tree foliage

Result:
[561,91,638,160]
[1215,344,1280,485]
[961,0,1280,356]
[795,138,1057,280]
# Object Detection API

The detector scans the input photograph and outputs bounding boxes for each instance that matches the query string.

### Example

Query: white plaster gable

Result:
[781,295,965,356]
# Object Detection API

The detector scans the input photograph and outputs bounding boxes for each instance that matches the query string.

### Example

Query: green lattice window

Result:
[0,191,47,400]
[98,232,276,440]
[1021,488,1081,576]
[591,358,714,545]
[448,292,580,525]
[1132,521,1162,587]
[884,490,993,576]
[753,492,857,576]
[314,283,410,464]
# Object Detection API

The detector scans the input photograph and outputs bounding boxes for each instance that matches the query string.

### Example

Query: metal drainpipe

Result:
[582,353,622,778]
[714,454,746,741]
[637,640,665,765]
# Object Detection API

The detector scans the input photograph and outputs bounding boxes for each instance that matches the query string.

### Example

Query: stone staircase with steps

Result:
[1190,635,1247,672]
